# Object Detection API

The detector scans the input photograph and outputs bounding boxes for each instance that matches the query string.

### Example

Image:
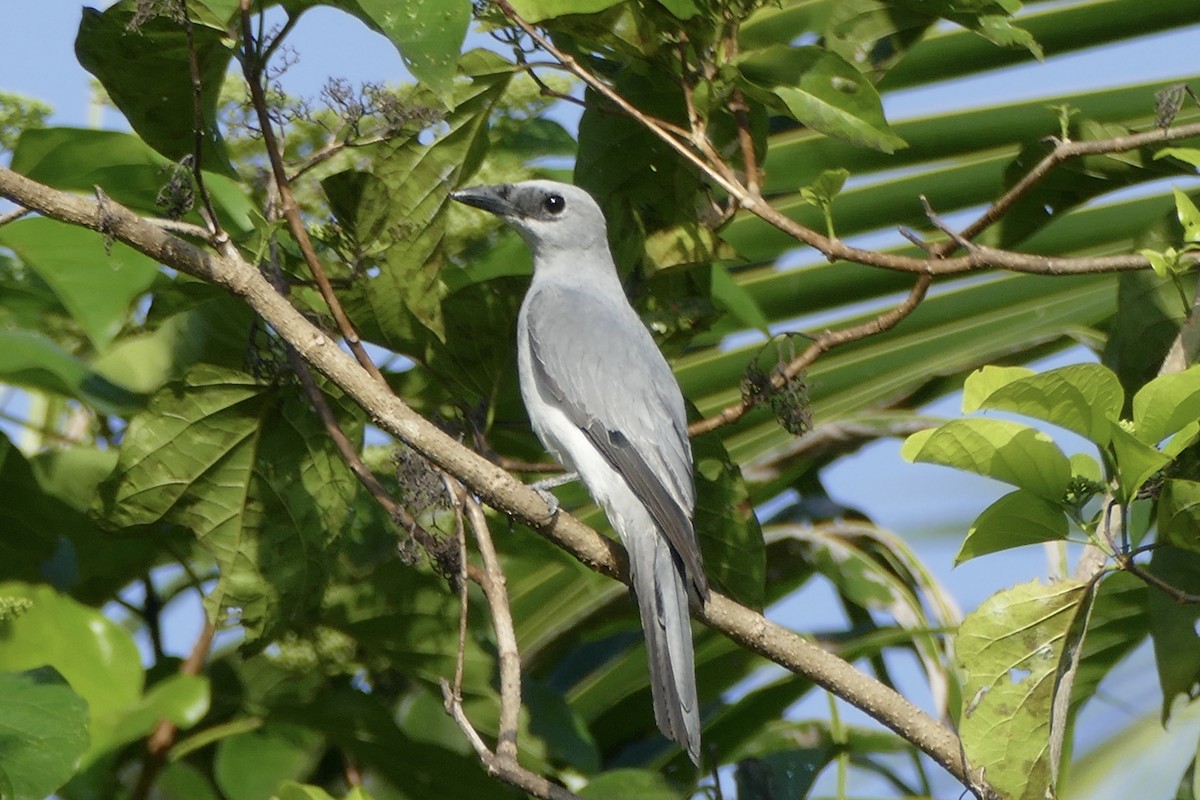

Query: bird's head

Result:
[451,180,610,261]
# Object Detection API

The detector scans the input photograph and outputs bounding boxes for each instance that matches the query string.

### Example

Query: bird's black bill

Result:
[450,185,515,217]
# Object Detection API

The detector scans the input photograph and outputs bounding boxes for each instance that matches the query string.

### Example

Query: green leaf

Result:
[1160,480,1200,555]
[9,127,253,231]
[1175,187,1200,243]
[506,0,624,23]
[642,223,737,272]
[92,289,255,394]
[1108,424,1172,504]
[736,46,906,153]
[0,667,90,800]
[347,50,512,347]
[216,724,323,800]
[580,768,682,799]
[956,489,1069,564]
[321,170,391,248]
[958,579,1093,800]
[0,582,143,763]
[709,263,770,335]
[901,418,1073,500]
[354,0,470,103]
[730,720,836,800]
[1132,365,1200,445]
[269,686,503,799]
[1156,147,1200,169]
[1103,270,1186,406]
[273,783,336,800]
[0,329,144,415]
[962,363,1123,445]
[523,679,600,772]
[1070,572,1148,711]
[97,365,359,643]
[109,674,211,752]
[693,433,765,609]
[0,217,159,351]
[1149,547,1200,721]
[75,4,234,172]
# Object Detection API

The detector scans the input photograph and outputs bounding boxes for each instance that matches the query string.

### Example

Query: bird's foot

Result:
[529,472,578,523]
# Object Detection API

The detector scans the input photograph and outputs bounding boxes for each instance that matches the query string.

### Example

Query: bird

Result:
[451,180,709,764]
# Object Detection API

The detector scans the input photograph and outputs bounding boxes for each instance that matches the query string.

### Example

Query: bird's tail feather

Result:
[627,529,701,765]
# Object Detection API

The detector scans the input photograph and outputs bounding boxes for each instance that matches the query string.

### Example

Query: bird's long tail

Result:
[626,527,701,765]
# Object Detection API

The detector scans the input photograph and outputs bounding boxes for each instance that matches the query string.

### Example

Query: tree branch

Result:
[0,164,989,798]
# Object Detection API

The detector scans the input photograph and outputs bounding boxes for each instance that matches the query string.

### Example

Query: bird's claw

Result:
[530,471,577,523]
[533,486,561,522]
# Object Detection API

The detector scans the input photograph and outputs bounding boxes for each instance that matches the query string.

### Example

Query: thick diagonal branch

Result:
[0,165,988,798]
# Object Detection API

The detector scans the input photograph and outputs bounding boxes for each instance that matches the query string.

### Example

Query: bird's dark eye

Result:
[543,194,565,214]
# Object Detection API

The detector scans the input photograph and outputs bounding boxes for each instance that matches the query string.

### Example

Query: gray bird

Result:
[451,180,708,764]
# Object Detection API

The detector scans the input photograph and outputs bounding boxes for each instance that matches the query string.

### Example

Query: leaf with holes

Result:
[958,579,1095,800]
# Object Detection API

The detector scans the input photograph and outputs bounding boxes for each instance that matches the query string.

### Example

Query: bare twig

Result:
[460,489,522,761]
[237,1,388,388]
[440,680,584,800]
[132,617,216,800]
[178,0,223,238]
[689,274,932,435]
[0,206,30,227]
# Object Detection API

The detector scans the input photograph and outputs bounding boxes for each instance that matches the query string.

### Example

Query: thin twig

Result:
[689,274,932,435]
[0,206,30,227]
[131,618,216,800]
[440,680,585,800]
[460,488,522,762]
[178,0,224,239]
[238,1,389,387]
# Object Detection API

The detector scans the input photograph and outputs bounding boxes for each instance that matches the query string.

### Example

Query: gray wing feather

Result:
[525,284,707,596]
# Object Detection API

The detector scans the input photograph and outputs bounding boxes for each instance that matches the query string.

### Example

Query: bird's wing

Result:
[524,283,706,593]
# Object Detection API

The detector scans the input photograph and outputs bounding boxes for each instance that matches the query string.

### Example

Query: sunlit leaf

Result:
[956,489,1068,564]
[0,667,89,800]
[736,46,906,153]
[963,363,1124,445]
[902,418,1073,500]
[958,579,1093,800]
[0,582,142,763]
[0,218,159,351]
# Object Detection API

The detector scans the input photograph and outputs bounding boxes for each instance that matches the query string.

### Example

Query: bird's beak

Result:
[450,184,516,217]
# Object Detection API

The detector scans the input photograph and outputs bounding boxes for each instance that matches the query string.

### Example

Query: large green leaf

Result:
[0,667,89,800]
[75,3,234,172]
[0,582,142,763]
[956,489,1069,564]
[97,365,359,643]
[353,0,470,102]
[10,127,253,232]
[736,46,906,153]
[346,49,512,349]
[215,723,322,800]
[0,218,159,351]
[958,579,1094,800]
[902,418,1074,501]
[962,364,1124,446]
